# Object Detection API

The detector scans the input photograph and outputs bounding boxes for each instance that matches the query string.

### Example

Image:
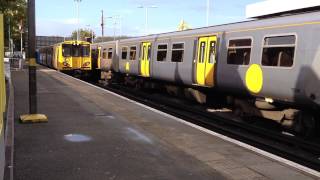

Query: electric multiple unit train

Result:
[89,11,320,135]
[38,40,91,71]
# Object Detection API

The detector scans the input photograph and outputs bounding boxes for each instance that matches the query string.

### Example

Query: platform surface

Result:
[12,67,317,180]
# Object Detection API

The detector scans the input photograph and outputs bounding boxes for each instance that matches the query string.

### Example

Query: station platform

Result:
[11,67,318,180]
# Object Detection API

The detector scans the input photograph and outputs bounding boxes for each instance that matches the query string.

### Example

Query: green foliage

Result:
[71,28,96,41]
[0,0,27,51]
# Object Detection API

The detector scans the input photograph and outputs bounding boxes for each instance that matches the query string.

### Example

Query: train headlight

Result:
[63,62,70,67]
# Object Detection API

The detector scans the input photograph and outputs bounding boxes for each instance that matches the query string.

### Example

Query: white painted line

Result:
[46,69,320,178]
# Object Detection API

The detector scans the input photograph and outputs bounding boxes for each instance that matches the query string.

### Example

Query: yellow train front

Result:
[38,40,91,72]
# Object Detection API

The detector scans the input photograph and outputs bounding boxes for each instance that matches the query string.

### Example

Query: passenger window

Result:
[102,49,107,59]
[107,48,113,59]
[121,47,128,60]
[129,46,137,60]
[157,44,167,61]
[227,39,251,65]
[262,35,295,67]
[172,43,184,62]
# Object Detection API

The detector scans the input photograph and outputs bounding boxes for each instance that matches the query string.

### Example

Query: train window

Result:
[72,45,80,57]
[129,46,137,60]
[262,35,295,67]
[227,39,251,65]
[141,45,146,60]
[199,42,206,63]
[62,44,71,57]
[81,45,90,57]
[147,45,151,60]
[102,49,107,59]
[107,48,113,59]
[157,44,167,61]
[121,47,128,60]
[209,41,216,64]
[171,43,184,62]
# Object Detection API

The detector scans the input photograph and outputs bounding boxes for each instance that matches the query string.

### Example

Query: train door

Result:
[140,42,151,77]
[196,36,217,87]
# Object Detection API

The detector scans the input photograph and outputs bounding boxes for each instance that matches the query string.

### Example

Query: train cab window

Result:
[81,45,90,57]
[157,44,167,61]
[262,35,295,67]
[107,48,113,59]
[121,47,128,60]
[227,39,251,65]
[129,46,137,60]
[62,44,71,57]
[102,49,107,59]
[171,43,184,62]
[72,45,80,57]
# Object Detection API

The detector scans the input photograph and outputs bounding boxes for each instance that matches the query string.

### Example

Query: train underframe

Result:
[98,70,319,138]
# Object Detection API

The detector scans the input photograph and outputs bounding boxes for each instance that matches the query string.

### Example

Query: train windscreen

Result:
[72,45,80,57]
[81,45,90,57]
[62,44,72,57]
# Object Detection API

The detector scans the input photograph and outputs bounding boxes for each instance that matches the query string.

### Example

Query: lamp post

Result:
[206,0,210,26]
[86,24,94,43]
[20,0,48,123]
[137,5,157,35]
[19,21,23,53]
[74,0,82,41]
[107,15,121,40]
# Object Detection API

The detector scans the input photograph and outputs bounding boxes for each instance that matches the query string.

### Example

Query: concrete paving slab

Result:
[12,69,227,180]
[11,67,319,180]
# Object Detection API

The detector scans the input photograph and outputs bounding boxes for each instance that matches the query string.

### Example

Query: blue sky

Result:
[36,0,262,37]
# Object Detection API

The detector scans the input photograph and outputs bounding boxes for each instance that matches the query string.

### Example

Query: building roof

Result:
[246,0,320,18]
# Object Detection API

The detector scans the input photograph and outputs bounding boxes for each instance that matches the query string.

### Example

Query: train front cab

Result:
[79,42,92,71]
[54,42,74,71]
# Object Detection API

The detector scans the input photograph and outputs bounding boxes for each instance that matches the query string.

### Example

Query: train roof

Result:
[94,11,320,45]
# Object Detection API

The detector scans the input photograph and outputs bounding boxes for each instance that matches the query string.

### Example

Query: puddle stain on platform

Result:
[64,134,92,142]
[125,127,153,144]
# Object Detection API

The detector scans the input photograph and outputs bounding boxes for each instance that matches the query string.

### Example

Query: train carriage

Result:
[38,40,91,71]
[93,11,320,135]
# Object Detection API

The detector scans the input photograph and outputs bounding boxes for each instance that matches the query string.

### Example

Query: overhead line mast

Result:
[101,10,105,37]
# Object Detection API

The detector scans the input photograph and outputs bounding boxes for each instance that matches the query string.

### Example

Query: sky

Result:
[36,0,262,37]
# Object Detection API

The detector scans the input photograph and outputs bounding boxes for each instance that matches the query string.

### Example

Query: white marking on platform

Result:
[126,127,153,144]
[64,134,92,142]
[52,70,320,177]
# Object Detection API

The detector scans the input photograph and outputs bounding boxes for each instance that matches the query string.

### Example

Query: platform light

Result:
[206,0,211,26]
[74,0,82,41]
[137,5,158,35]
[106,15,122,41]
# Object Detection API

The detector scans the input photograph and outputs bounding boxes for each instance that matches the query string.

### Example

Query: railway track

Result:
[81,76,320,172]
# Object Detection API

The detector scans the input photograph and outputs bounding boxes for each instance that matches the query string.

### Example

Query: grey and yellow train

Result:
[38,40,91,71]
[91,11,320,135]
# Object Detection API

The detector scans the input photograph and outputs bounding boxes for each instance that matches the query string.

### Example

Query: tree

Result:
[0,0,27,51]
[71,28,96,41]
